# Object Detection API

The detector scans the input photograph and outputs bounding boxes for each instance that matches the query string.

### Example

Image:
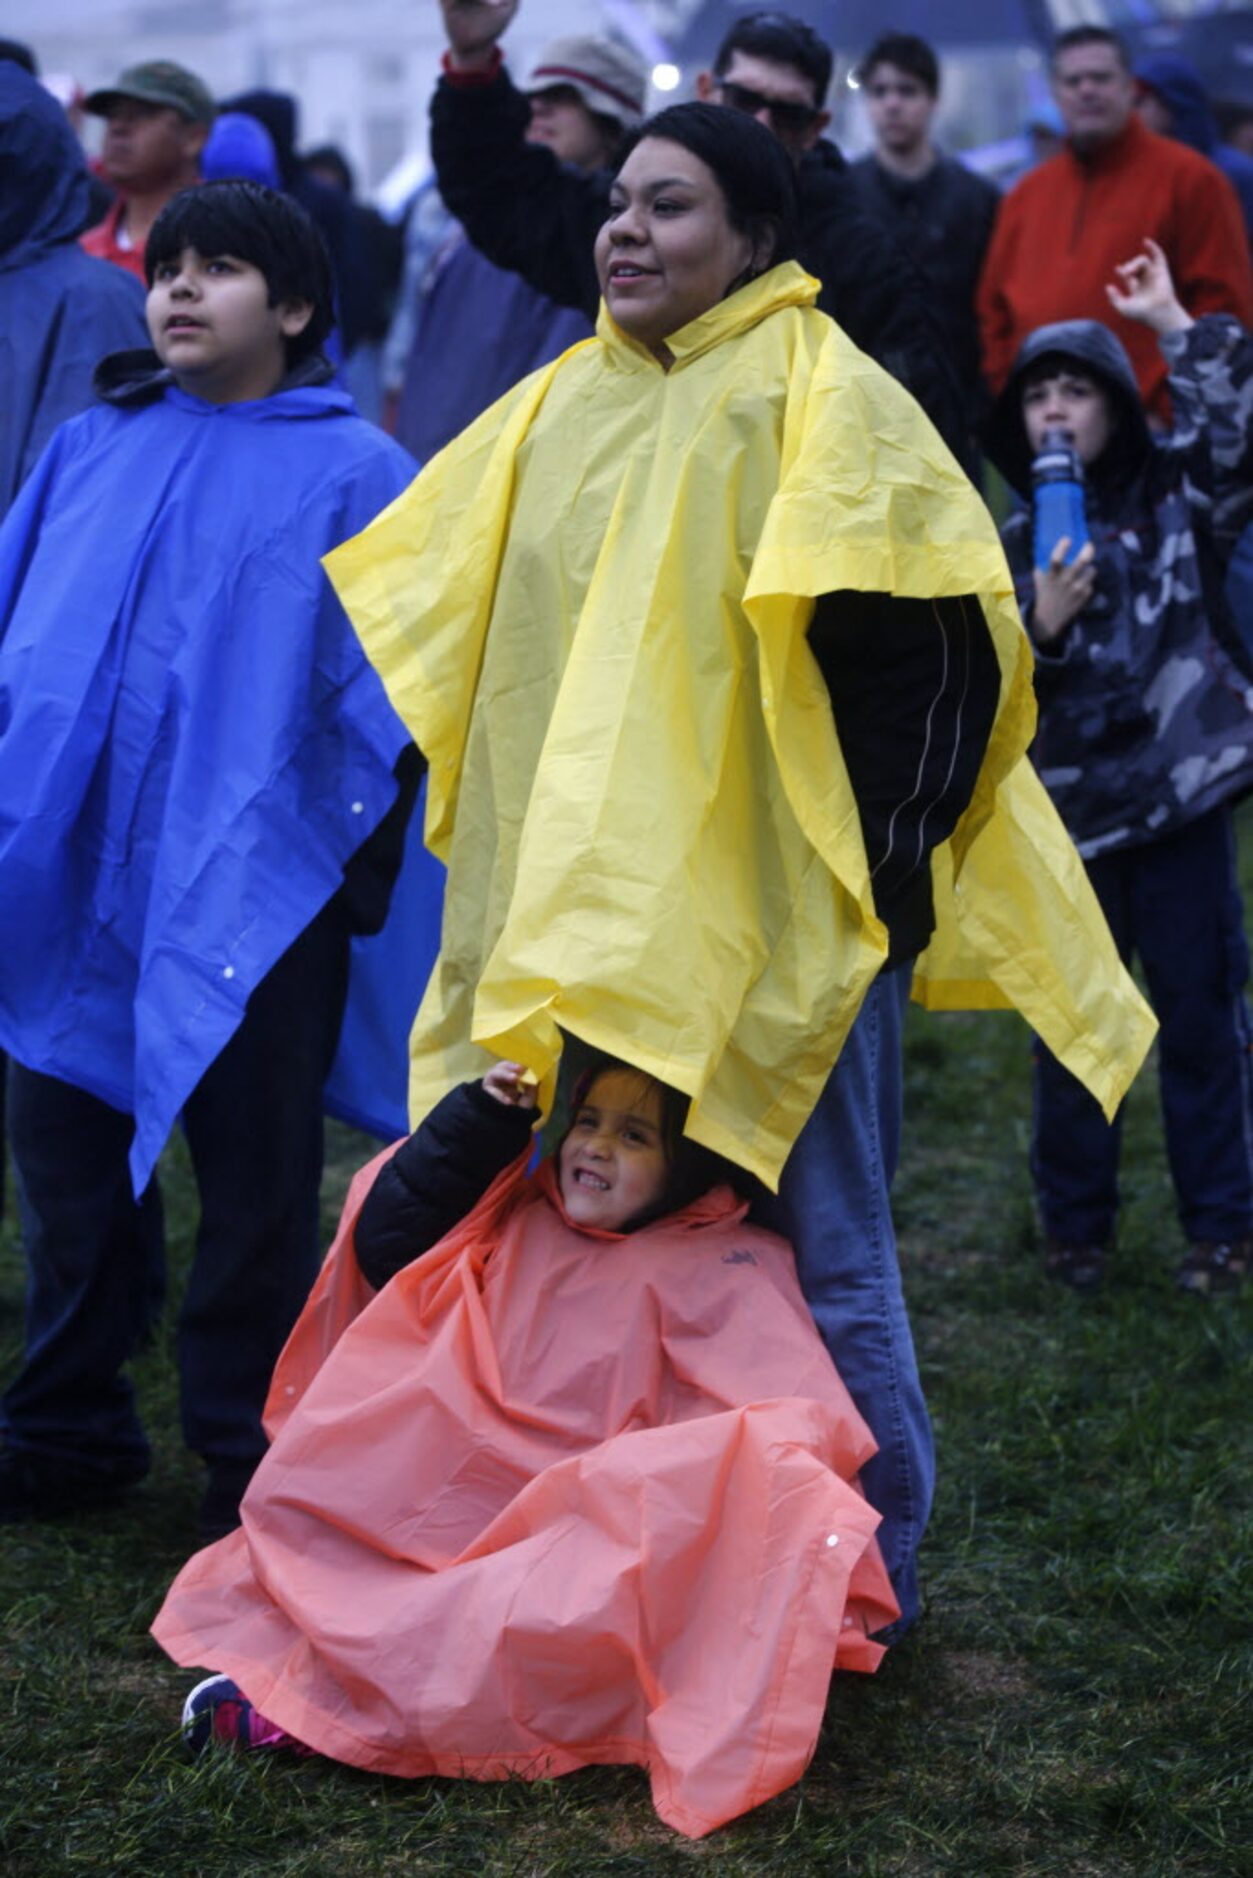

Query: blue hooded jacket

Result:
[0,63,147,513]
[0,352,421,1190]
[1135,53,1253,244]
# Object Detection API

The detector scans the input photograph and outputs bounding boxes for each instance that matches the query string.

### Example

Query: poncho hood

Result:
[202,110,282,189]
[1135,53,1219,155]
[93,345,339,409]
[218,88,300,184]
[0,63,90,268]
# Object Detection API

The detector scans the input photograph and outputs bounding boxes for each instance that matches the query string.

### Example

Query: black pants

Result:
[1,903,351,1484]
[1032,806,1253,1246]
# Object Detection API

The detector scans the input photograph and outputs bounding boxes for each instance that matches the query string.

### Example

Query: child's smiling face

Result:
[147,245,311,404]
[558,1069,669,1232]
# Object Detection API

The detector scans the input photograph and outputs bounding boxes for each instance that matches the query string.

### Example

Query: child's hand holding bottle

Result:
[1032,536,1097,643]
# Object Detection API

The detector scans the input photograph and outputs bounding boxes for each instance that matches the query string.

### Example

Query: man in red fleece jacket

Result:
[977,24,1252,421]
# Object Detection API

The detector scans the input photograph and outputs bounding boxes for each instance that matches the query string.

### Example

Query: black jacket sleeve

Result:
[337,741,425,937]
[808,591,1001,963]
[429,65,608,320]
[797,147,968,460]
[354,1079,536,1289]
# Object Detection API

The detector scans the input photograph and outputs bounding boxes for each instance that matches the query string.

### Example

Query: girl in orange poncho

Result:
[153,1057,898,1840]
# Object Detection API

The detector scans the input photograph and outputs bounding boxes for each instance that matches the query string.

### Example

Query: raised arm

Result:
[430,0,607,318]
[1111,238,1253,537]
[354,1068,536,1287]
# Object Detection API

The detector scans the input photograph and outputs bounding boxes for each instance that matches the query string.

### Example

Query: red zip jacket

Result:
[80,196,147,282]
[977,115,1253,419]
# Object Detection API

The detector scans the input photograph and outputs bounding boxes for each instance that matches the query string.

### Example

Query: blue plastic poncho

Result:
[0,373,417,1191]
[0,64,148,513]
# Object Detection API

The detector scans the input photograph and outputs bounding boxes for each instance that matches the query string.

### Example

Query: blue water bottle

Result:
[1031,428,1090,570]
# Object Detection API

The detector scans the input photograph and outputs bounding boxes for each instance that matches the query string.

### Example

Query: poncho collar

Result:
[595,259,820,373]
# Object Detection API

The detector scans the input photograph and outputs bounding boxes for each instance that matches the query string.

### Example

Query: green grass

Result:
[1,829,1250,1876]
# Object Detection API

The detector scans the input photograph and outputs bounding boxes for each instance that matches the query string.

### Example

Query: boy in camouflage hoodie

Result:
[988,239,1253,1297]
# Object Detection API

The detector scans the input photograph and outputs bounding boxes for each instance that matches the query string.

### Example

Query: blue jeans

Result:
[1033,805,1253,1246]
[753,966,931,1631]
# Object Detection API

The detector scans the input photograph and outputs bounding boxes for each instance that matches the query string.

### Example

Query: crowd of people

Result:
[0,2,1249,1842]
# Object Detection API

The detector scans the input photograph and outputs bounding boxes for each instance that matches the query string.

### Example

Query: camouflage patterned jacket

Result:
[1001,316,1253,858]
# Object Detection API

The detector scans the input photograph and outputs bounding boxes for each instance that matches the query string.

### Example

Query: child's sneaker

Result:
[181,1674,299,1756]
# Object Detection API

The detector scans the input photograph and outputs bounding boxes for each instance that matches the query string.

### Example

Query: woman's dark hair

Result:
[145,179,335,363]
[617,102,799,274]
[562,1053,747,1230]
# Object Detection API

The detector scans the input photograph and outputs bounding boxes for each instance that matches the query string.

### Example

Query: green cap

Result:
[84,60,215,126]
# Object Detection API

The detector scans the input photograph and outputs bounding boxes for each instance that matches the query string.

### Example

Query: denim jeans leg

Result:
[753,967,932,1629]
[1,1061,161,1479]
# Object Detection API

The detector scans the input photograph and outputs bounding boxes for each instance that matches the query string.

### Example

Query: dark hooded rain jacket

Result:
[0,62,147,514]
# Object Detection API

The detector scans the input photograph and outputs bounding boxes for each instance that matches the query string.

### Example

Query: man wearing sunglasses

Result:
[431,1,964,456]
[695,16,831,155]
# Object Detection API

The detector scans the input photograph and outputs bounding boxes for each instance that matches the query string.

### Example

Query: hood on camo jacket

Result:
[990,314,1253,859]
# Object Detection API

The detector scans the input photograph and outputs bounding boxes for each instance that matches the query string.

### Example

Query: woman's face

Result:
[594,137,761,356]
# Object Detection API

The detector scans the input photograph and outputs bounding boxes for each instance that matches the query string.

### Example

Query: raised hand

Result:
[439,0,520,69]
[1105,237,1193,335]
[482,1060,539,1108]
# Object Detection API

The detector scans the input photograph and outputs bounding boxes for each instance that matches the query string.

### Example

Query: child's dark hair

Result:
[563,1054,747,1230]
[145,180,335,364]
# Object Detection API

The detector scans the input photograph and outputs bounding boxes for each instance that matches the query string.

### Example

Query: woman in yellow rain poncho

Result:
[325,105,1155,1630]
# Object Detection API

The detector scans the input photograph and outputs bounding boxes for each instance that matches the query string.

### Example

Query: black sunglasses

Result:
[717,79,820,137]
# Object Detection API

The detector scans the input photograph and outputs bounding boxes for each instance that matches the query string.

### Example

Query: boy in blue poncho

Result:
[0,181,419,1536]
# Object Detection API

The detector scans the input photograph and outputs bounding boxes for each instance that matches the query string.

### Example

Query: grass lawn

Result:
[1,827,1249,1876]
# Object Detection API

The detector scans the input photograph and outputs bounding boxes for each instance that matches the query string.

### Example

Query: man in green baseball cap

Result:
[82,61,215,281]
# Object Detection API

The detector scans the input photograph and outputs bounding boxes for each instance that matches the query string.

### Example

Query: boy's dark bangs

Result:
[1019,351,1097,394]
[145,181,335,360]
[145,189,270,284]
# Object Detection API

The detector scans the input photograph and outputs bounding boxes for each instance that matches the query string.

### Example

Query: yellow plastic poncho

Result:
[325,262,1155,1188]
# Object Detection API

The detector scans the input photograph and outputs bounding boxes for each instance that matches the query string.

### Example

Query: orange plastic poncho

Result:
[152,1152,898,1839]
